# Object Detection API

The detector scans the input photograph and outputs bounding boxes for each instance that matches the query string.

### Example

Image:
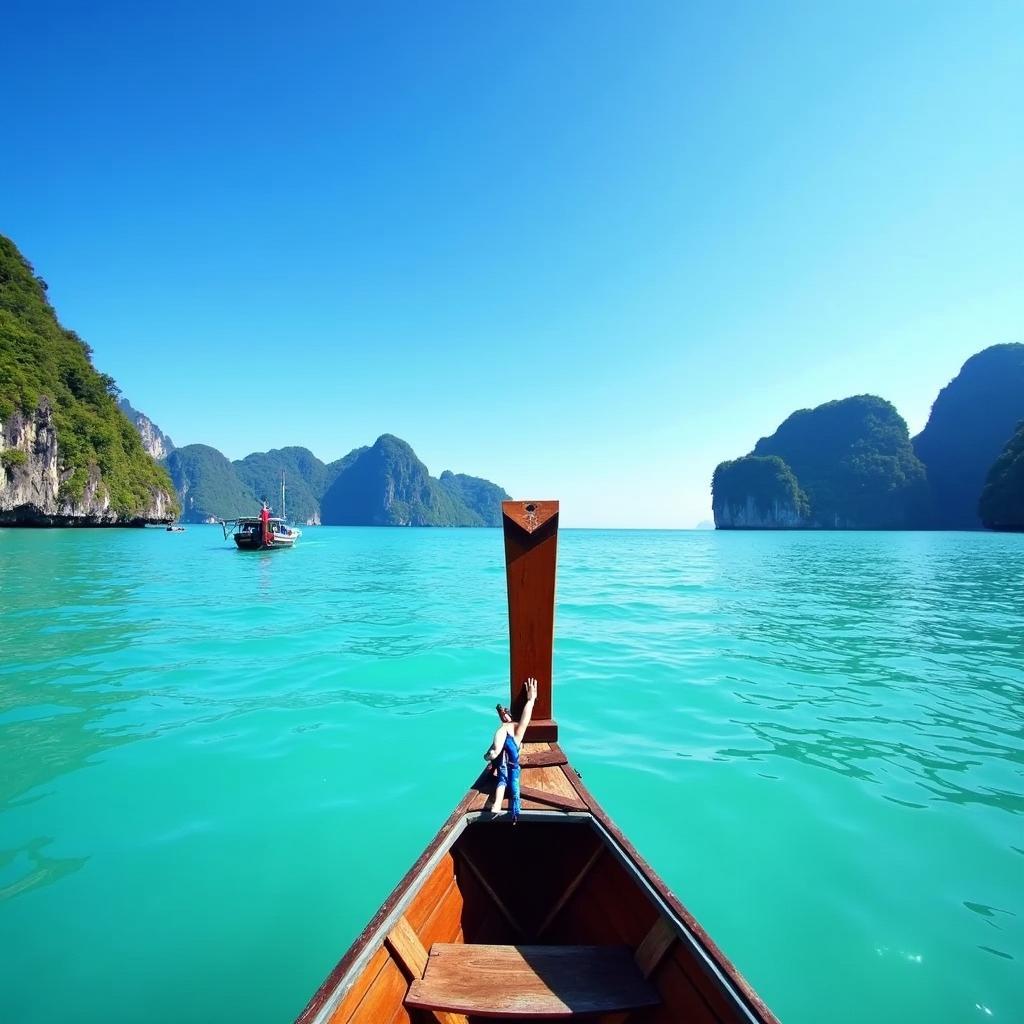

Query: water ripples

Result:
[1,526,1023,1022]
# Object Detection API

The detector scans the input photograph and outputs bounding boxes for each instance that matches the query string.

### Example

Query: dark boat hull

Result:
[232,534,295,550]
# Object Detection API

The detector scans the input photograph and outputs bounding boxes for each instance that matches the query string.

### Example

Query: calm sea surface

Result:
[1,527,1022,1023]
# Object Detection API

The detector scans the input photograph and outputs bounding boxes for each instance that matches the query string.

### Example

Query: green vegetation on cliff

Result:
[0,235,177,516]
[159,434,506,527]
[166,445,256,522]
[325,446,370,488]
[320,435,462,526]
[751,396,927,528]
[713,396,926,529]
[978,421,1024,531]
[234,447,327,524]
[712,455,809,526]
[118,397,175,459]
[320,435,504,526]
[913,344,1024,529]
[438,471,510,526]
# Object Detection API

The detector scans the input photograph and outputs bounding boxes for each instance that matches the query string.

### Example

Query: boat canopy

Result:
[218,516,286,540]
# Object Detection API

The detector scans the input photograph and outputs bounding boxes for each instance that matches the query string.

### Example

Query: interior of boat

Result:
[304,762,767,1024]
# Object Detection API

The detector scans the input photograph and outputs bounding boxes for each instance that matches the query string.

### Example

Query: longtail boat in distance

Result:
[219,502,301,550]
[224,516,299,550]
[296,500,779,1024]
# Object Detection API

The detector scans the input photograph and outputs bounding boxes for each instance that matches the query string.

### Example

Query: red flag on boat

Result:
[260,503,272,546]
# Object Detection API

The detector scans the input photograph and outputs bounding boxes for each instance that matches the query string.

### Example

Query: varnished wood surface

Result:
[520,762,581,802]
[502,500,558,735]
[517,784,585,811]
[298,743,780,1024]
[518,718,558,743]
[467,743,583,813]
[634,916,677,979]
[347,957,409,1024]
[385,916,428,980]
[297,780,483,1024]
[407,943,661,1018]
[501,500,559,536]
[517,747,568,768]
[325,945,389,1024]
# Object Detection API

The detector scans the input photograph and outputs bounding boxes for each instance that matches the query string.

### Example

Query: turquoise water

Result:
[1,527,1022,1023]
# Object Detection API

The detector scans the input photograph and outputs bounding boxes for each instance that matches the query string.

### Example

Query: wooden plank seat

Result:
[405,943,661,1018]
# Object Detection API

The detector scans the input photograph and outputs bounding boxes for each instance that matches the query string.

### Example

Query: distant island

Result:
[712,344,1024,531]
[0,235,508,527]
[162,433,509,527]
[4,232,1022,532]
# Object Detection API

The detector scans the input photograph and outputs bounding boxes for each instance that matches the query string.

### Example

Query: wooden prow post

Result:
[502,499,559,743]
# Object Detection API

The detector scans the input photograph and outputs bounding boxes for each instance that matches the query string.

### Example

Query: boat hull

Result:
[295,745,779,1024]
[296,500,777,1023]
[232,532,298,550]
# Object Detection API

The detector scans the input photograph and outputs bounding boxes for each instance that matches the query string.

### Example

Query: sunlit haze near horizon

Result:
[3,1,1022,526]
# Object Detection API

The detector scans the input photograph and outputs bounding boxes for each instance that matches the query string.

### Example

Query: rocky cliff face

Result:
[119,399,175,461]
[714,496,808,529]
[319,435,499,526]
[437,470,509,526]
[320,434,461,526]
[1,400,174,525]
[1,235,179,526]
[712,455,810,529]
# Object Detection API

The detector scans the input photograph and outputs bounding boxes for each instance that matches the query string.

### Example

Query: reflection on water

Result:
[0,527,1022,1024]
[0,836,88,902]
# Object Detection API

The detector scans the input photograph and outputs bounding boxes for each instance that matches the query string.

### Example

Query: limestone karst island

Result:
[2,232,1023,531]
[711,344,1024,532]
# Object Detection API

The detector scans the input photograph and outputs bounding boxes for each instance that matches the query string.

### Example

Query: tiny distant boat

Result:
[166,525,185,532]
[295,500,779,1024]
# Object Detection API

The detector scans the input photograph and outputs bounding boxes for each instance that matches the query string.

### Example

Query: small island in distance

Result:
[712,343,1024,532]
[115,400,512,527]
[159,433,509,527]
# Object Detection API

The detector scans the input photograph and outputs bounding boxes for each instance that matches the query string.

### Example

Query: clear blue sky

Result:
[3,1,1021,526]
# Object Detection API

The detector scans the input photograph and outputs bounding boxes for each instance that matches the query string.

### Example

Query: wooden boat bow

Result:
[503,500,559,742]
[295,500,781,1024]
